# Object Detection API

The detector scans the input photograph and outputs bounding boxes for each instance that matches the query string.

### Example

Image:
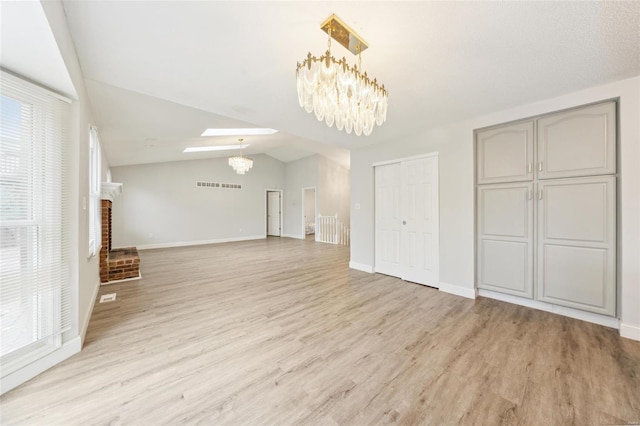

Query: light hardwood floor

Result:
[2,237,639,425]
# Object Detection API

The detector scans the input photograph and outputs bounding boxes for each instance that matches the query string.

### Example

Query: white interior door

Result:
[375,163,401,277]
[375,156,440,286]
[267,191,281,236]
[400,157,439,286]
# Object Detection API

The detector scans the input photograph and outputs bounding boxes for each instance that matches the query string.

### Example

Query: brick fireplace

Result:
[100,183,140,284]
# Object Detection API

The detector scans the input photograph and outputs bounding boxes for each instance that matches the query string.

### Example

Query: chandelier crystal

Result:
[228,138,253,175]
[296,14,388,136]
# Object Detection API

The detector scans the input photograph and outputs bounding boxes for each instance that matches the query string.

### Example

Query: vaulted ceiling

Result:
[61,1,640,168]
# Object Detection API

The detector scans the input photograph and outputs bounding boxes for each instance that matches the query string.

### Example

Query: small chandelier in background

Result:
[228,138,253,175]
[296,14,388,136]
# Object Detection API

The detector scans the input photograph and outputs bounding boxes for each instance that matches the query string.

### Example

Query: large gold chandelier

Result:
[228,138,253,174]
[296,14,388,136]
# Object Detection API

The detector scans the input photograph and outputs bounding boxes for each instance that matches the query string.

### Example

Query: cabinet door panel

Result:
[481,240,529,294]
[537,176,616,315]
[477,183,533,298]
[476,121,534,184]
[537,102,616,179]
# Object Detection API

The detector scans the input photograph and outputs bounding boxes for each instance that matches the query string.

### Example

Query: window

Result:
[0,71,71,376]
[88,126,102,258]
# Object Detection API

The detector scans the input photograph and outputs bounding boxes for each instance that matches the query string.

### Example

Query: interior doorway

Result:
[266,190,282,237]
[302,187,316,240]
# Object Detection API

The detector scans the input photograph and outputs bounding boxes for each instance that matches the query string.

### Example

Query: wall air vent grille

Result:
[196,181,242,189]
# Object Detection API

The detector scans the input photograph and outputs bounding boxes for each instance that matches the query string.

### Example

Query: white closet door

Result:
[537,102,616,180]
[477,183,534,298]
[476,120,534,184]
[375,163,401,277]
[537,176,616,316]
[400,157,439,287]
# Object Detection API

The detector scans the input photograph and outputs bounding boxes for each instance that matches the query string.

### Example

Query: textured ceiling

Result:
[62,1,640,168]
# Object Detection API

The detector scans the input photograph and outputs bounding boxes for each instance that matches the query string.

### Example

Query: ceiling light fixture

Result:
[200,128,278,137]
[228,138,253,175]
[184,144,250,153]
[296,14,388,136]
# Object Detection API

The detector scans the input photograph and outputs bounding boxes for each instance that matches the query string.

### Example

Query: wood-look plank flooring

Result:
[2,237,639,425]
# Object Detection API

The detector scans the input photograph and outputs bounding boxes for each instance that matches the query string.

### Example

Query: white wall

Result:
[351,76,640,339]
[283,155,318,238]
[318,155,350,226]
[111,155,285,248]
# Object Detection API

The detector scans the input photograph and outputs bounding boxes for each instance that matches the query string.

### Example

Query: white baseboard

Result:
[282,234,304,240]
[620,323,640,341]
[132,235,265,250]
[349,261,374,273]
[101,272,142,285]
[80,280,100,344]
[478,289,620,330]
[439,282,477,299]
[1,336,81,396]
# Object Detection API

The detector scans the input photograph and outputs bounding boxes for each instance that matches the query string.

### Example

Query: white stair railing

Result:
[316,214,350,246]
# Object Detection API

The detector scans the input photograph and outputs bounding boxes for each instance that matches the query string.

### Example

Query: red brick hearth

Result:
[100,198,140,283]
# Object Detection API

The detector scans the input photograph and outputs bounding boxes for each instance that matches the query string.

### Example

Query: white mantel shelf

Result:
[101,182,123,202]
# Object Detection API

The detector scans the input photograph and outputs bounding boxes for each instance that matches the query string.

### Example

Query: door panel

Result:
[477,182,534,298]
[400,157,439,286]
[537,176,616,315]
[476,121,534,184]
[544,181,607,242]
[537,102,616,179]
[542,245,608,308]
[375,163,401,277]
[481,240,529,293]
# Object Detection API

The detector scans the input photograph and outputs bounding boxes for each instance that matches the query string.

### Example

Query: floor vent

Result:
[100,293,116,303]
[196,181,242,189]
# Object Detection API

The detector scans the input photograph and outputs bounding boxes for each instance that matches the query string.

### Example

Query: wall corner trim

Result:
[349,261,374,273]
[81,280,100,344]
[439,282,477,299]
[620,323,640,341]
[0,336,81,396]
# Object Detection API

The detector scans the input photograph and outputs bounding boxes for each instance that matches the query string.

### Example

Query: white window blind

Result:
[88,126,101,258]
[0,71,72,376]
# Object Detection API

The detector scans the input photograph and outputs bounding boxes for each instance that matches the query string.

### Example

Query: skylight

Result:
[183,144,250,153]
[200,128,278,136]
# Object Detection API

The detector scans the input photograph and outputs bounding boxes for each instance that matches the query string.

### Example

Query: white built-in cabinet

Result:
[476,101,617,316]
